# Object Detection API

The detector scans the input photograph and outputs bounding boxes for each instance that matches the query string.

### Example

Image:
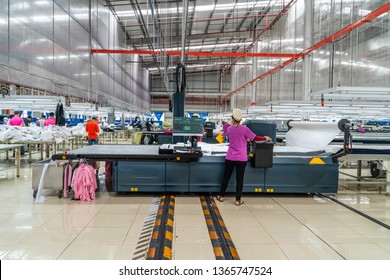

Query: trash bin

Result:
[250,141,274,168]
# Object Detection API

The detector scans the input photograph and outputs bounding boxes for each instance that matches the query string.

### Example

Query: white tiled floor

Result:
[0,158,389,260]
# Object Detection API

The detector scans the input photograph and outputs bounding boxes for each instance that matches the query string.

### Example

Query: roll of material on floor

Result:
[286,121,340,150]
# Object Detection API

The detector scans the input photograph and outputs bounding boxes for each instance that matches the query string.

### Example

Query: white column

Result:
[303,0,313,101]
[230,65,237,110]
[251,42,258,104]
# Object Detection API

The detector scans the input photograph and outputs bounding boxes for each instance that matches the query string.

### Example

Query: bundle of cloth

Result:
[0,125,73,143]
[68,123,86,136]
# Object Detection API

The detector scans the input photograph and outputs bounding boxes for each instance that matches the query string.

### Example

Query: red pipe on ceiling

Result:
[222,2,390,101]
[91,49,295,58]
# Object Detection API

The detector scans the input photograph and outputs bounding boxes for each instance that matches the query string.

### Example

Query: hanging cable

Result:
[175,63,186,93]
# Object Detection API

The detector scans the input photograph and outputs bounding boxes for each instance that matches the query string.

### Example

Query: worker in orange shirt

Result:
[85,116,100,145]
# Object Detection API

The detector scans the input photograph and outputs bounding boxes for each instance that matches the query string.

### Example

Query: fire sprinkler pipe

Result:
[222,2,390,101]
[91,49,296,58]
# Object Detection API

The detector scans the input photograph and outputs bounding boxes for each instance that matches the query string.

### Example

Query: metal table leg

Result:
[40,143,44,160]
[28,144,32,163]
[15,147,20,177]
[357,160,362,181]
[383,160,390,195]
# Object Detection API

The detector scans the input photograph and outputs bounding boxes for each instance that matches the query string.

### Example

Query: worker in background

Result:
[9,111,24,126]
[3,117,9,125]
[24,116,32,127]
[145,118,155,144]
[145,118,153,131]
[37,114,46,127]
[9,111,28,155]
[216,108,271,206]
[85,116,100,145]
[357,123,365,133]
[134,116,142,129]
[44,112,56,126]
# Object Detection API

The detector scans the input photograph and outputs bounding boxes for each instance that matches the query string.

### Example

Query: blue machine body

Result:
[112,150,338,194]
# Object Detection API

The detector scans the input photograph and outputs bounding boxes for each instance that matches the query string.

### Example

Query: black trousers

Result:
[220,159,247,201]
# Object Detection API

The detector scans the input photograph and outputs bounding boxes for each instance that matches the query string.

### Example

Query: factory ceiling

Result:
[101,0,294,74]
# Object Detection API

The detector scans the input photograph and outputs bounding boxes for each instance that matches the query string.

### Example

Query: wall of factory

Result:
[0,0,149,112]
[230,0,390,108]
[311,0,390,90]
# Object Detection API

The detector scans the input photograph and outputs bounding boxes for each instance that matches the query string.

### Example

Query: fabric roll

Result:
[285,121,340,150]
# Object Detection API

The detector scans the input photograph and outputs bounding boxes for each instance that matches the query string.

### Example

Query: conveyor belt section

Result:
[200,195,240,260]
[146,195,175,260]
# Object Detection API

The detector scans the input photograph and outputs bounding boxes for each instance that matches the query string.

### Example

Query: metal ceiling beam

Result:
[234,1,265,36]
[91,49,296,58]
[151,91,224,97]
[104,0,184,6]
[222,2,390,101]
[219,0,239,34]
[187,0,196,39]
[124,13,284,27]
[127,0,156,62]
[222,0,295,75]
[203,0,217,36]
[126,30,255,45]
[128,0,170,94]
[104,1,131,42]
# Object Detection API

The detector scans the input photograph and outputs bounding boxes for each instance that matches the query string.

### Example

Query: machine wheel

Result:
[33,189,37,198]
[69,189,74,199]
[338,119,350,132]
[370,161,381,178]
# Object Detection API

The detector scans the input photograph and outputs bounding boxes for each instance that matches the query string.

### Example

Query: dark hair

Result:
[41,114,46,118]
[14,110,19,115]
[231,117,240,125]
[49,112,54,117]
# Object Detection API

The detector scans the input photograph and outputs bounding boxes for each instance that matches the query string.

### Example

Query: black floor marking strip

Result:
[318,193,390,230]
[201,195,240,260]
[146,195,175,260]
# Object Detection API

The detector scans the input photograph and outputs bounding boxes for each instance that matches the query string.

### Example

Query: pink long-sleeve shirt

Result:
[223,123,256,162]
[44,117,56,127]
[9,115,24,126]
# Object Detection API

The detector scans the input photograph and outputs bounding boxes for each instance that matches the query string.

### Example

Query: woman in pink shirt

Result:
[44,112,56,127]
[217,108,271,206]
[9,111,24,126]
